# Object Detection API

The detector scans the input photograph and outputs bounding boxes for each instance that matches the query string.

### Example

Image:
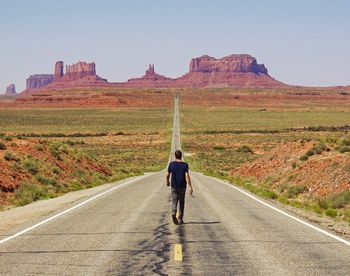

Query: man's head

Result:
[175,150,182,160]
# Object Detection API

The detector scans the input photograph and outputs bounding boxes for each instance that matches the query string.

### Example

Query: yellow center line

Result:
[174,244,183,262]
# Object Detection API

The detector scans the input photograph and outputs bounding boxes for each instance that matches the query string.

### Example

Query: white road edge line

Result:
[0,173,155,245]
[202,174,350,247]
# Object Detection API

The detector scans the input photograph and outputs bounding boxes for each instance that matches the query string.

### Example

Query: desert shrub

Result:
[213,146,225,151]
[328,191,350,209]
[339,146,350,153]
[300,155,308,161]
[291,162,297,169]
[70,182,83,191]
[65,140,75,146]
[305,149,315,156]
[289,200,303,208]
[0,142,6,150]
[278,195,289,204]
[237,145,253,154]
[340,138,350,146]
[4,151,19,161]
[277,183,289,193]
[324,137,337,144]
[23,159,39,175]
[35,144,44,151]
[312,205,323,214]
[263,176,275,187]
[52,167,60,175]
[35,174,58,186]
[74,168,86,178]
[14,182,49,206]
[317,198,329,209]
[259,189,278,199]
[286,185,306,198]
[312,143,326,154]
[343,209,350,221]
[325,208,337,218]
[49,143,62,160]
[4,136,13,141]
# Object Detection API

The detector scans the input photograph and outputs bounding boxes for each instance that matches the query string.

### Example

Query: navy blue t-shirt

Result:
[168,161,189,189]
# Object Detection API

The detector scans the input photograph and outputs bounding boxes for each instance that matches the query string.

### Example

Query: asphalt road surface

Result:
[0,96,350,275]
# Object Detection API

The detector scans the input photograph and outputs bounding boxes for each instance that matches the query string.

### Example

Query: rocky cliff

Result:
[55,61,64,79]
[189,54,268,74]
[22,54,286,91]
[5,83,16,95]
[24,61,107,92]
[121,54,284,88]
[63,61,96,80]
[175,54,284,88]
[26,74,54,91]
[127,64,172,86]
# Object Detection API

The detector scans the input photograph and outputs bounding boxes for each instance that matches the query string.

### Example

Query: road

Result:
[0,95,350,275]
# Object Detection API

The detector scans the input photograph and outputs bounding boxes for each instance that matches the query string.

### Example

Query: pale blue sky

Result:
[0,0,349,92]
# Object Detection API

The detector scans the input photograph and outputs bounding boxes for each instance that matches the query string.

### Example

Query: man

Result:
[166,150,193,225]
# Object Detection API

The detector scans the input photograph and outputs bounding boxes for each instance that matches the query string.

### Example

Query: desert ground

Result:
[1,87,350,230]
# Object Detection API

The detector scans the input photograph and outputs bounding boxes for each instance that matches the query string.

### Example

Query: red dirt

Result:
[0,90,173,108]
[231,141,350,197]
[0,139,110,206]
[2,87,350,109]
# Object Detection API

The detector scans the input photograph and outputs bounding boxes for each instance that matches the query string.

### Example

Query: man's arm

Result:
[166,172,170,186]
[185,172,193,194]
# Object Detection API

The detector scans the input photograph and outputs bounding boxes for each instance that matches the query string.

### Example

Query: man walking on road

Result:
[166,150,193,225]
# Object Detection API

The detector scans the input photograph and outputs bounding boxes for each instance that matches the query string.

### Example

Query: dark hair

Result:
[175,150,182,160]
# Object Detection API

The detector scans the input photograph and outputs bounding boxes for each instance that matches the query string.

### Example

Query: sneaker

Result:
[172,213,178,225]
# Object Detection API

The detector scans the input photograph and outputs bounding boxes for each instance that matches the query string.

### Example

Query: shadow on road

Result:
[184,221,221,225]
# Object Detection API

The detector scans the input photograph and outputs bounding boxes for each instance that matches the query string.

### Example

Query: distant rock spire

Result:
[5,83,16,95]
[146,64,155,77]
[55,61,64,79]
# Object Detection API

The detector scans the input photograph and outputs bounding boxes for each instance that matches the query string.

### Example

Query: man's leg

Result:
[178,189,186,224]
[171,188,179,225]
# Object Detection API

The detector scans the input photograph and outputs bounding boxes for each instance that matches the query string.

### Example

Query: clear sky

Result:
[0,0,349,93]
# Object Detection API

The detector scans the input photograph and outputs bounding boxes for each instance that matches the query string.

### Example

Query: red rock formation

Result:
[26,74,54,91]
[22,54,287,92]
[127,64,172,86]
[189,54,268,74]
[118,55,285,88]
[5,83,16,95]
[63,61,96,80]
[54,61,64,79]
[174,54,284,88]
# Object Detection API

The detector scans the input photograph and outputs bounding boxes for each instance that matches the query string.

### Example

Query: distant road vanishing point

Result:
[0,96,350,275]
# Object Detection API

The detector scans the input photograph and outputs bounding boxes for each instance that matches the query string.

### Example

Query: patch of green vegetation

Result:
[4,151,19,161]
[299,155,308,161]
[339,146,350,153]
[14,182,53,206]
[325,208,338,218]
[0,108,172,135]
[23,159,39,175]
[35,174,58,186]
[285,185,307,198]
[328,191,350,209]
[237,145,253,154]
[35,144,44,151]
[213,146,225,151]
